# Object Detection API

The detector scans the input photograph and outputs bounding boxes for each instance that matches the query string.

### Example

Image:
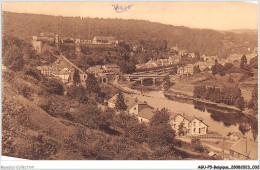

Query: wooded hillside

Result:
[2,11,257,57]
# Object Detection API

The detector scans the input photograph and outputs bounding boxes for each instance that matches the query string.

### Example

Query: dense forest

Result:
[2,11,257,58]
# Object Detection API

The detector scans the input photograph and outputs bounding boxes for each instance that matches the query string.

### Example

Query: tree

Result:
[148,109,175,148]
[234,96,245,111]
[150,108,170,127]
[240,54,247,69]
[178,122,184,136]
[211,65,217,75]
[162,40,167,51]
[25,67,44,81]
[66,85,88,103]
[3,45,24,71]
[248,84,258,112]
[164,75,173,90]
[77,104,102,129]
[44,78,64,95]
[85,74,101,95]
[249,56,258,69]
[115,92,127,111]
[191,138,205,152]
[195,51,200,61]
[73,69,81,86]
[193,65,200,74]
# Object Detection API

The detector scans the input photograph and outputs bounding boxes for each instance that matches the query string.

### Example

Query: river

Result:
[127,90,257,141]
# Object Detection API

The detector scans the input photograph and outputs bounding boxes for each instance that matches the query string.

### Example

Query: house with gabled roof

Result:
[55,67,73,83]
[227,131,244,141]
[190,117,209,136]
[170,113,209,136]
[107,93,137,109]
[136,107,155,123]
[127,101,154,116]
[229,138,258,160]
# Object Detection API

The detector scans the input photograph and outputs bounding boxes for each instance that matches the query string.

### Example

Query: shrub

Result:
[25,67,43,81]
[66,85,88,103]
[191,138,205,153]
[44,78,64,95]
[18,83,33,99]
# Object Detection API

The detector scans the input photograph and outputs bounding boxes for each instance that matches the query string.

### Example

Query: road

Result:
[177,137,230,158]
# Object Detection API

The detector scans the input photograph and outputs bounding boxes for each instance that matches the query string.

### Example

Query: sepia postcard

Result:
[1,1,259,169]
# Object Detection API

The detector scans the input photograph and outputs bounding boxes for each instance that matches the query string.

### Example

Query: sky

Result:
[2,1,258,30]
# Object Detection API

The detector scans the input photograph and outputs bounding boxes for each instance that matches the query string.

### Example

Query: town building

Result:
[107,93,136,109]
[170,113,192,136]
[227,132,244,141]
[233,60,240,68]
[37,58,87,84]
[102,64,120,75]
[171,45,178,51]
[55,68,73,83]
[32,33,59,53]
[136,63,149,70]
[229,138,258,160]
[170,113,209,136]
[37,66,58,77]
[204,59,215,69]
[195,61,208,71]
[188,53,196,58]
[127,101,154,116]
[190,117,209,136]
[136,108,155,123]
[81,40,92,44]
[86,65,104,76]
[177,64,194,76]
[168,55,181,65]
[145,59,158,68]
[201,54,207,61]
[92,36,117,44]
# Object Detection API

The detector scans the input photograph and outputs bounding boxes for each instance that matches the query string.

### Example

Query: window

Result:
[199,128,201,134]
[202,127,205,133]
[193,128,196,133]
[194,122,196,126]
[174,124,176,129]
[134,107,136,110]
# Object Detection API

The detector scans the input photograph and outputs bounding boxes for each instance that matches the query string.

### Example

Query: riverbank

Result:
[165,89,242,112]
[113,80,252,116]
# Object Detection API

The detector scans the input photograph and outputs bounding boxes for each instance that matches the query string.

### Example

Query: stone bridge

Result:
[125,74,167,85]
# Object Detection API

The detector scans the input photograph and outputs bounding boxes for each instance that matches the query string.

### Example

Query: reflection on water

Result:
[131,90,258,141]
[193,100,258,141]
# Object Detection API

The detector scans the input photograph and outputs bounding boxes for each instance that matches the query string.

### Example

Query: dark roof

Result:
[191,117,210,127]
[170,113,193,121]
[108,93,136,107]
[232,132,244,139]
[137,108,155,120]
[230,138,258,160]
[126,101,139,111]
[127,102,153,111]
